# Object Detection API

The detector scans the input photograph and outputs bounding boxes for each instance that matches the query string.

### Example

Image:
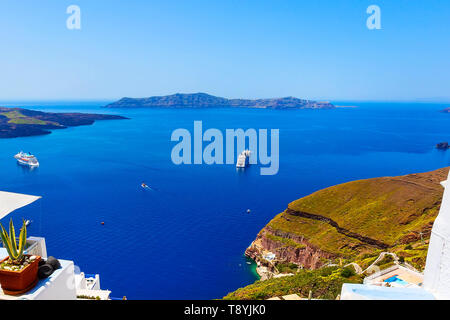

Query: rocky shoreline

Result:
[245,225,337,271]
[437,142,450,150]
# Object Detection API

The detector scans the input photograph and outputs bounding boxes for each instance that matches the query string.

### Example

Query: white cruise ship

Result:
[236,150,251,168]
[14,151,39,167]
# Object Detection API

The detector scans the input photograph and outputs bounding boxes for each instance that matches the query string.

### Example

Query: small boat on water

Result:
[25,220,31,226]
[141,183,150,190]
[14,151,39,167]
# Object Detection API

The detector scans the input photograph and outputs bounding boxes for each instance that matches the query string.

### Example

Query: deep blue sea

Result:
[0,101,449,299]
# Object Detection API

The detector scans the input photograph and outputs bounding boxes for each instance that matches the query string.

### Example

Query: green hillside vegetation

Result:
[268,168,448,260]
[392,243,429,271]
[0,110,51,125]
[265,234,306,249]
[223,266,363,300]
[269,214,367,257]
[226,168,448,300]
[0,106,126,138]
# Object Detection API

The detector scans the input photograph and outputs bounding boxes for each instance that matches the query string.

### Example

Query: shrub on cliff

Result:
[376,254,394,266]
[340,267,356,278]
[276,262,298,273]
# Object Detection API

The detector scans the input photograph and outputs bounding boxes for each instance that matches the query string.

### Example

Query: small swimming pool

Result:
[384,275,408,285]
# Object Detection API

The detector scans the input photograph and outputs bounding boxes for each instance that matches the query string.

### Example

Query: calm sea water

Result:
[0,102,449,299]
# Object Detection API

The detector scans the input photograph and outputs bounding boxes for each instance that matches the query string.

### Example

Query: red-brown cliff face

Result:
[245,226,337,270]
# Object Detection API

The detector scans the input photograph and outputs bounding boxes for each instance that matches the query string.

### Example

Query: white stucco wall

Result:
[0,259,77,300]
[423,171,450,299]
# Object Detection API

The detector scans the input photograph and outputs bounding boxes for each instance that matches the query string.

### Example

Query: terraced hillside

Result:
[225,168,449,300]
[246,168,449,270]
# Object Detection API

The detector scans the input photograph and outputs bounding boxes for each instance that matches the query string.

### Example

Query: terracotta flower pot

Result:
[0,255,41,294]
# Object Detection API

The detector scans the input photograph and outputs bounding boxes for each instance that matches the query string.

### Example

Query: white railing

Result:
[363,265,400,284]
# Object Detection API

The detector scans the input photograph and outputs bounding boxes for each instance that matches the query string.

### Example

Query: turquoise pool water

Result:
[384,275,408,285]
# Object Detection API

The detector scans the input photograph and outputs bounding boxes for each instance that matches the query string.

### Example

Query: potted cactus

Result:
[0,219,41,294]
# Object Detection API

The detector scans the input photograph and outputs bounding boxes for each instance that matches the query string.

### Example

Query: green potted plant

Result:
[0,219,41,294]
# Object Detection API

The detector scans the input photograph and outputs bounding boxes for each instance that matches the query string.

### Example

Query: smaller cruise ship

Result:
[236,150,251,168]
[14,151,39,167]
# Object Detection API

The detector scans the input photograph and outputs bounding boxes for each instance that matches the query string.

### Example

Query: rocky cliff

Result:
[437,142,450,150]
[246,167,449,271]
[245,226,337,271]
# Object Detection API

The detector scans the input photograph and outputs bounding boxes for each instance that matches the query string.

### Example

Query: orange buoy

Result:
[101,222,105,225]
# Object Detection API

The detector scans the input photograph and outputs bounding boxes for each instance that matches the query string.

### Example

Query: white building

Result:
[0,191,111,300]
[341,170,450,300]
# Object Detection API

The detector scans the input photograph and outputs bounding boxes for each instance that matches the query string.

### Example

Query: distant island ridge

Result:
[104,93,336,109]
[442,107,450,113]
[0,107,127,138]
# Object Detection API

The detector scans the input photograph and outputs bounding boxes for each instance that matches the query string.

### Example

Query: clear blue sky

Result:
[0,0,449,101]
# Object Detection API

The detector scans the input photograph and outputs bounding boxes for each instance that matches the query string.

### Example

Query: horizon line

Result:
[0,97,449,105]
